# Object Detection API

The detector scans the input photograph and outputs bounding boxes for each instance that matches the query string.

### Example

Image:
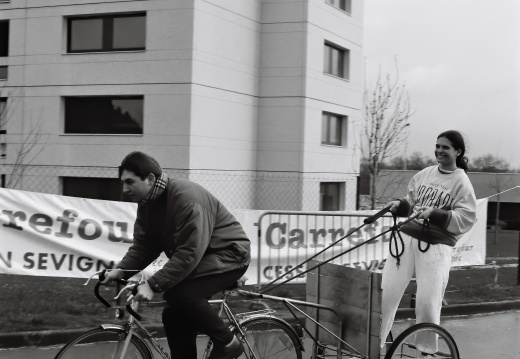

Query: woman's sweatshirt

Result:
[395,165,477,247]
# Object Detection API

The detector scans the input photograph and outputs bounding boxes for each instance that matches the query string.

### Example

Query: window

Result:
[0,20,8,56]
[0,66,7,80]
[322,112,347,146]
[63,177,126,201]
[326,0,352,13]
[65,96,144,134]
[324,42,349,79]
[320,182,344,211]
[67,13,145,53]
[0,98,6,158]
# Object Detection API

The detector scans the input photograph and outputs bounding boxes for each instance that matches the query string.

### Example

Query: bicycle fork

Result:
[113,301,141,359]
[114,325,136,359]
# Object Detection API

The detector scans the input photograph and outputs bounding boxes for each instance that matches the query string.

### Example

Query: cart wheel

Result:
[384,323,459,359]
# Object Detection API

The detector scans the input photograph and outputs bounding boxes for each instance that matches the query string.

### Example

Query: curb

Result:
[396,299,520,320]
[1,301,520,349]
[0,325,167,350]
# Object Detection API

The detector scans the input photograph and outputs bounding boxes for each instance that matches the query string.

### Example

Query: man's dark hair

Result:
[119,151,162,180]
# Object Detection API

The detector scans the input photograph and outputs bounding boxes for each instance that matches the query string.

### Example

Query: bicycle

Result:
[52,272,460,359]
[54,204,462,359]
[54,270,304,359]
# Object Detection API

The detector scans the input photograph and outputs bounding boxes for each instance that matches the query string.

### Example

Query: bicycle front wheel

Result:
[384,323,459,359]
[54,327,152,359]
[236,316,303,359]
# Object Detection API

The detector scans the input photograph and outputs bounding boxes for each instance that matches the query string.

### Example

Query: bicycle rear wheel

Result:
[54,327,152,359]
[384,323,459,359]
[236,316,303,359]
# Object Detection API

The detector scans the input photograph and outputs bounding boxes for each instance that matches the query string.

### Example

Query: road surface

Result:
[1,310,518,358]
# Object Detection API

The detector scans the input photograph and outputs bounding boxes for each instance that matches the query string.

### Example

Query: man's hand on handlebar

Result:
[100,268,125,285]
[129,282,155,304]
[119,281,154,304]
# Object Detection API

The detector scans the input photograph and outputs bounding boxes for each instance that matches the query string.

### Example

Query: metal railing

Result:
[254,210,394,285]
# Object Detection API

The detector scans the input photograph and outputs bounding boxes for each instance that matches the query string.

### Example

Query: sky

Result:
[363,0,520,169]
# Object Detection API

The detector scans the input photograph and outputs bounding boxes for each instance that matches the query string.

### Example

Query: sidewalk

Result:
[1,299,520,349]
[395,298,520,319]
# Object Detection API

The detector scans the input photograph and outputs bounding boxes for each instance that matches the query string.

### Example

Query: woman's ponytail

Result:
[456,155,469,172]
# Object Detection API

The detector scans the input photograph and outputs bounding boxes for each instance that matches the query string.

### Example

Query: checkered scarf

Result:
[139,173,168,206]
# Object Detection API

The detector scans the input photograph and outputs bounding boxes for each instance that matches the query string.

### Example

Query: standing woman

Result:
[380,130,477,356]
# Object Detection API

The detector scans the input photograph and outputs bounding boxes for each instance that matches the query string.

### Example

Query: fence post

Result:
[356,176,360,210]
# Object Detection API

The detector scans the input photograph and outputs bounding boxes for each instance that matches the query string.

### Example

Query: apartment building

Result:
[0,0,364,211]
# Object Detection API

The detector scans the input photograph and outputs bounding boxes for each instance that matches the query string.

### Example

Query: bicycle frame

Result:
[101,294,294,359]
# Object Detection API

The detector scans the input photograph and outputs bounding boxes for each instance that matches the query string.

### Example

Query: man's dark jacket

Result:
[117,178,251,292]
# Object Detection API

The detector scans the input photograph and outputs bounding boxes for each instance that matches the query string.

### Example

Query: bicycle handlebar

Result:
[363,203,393,224]
[93,269,142,321]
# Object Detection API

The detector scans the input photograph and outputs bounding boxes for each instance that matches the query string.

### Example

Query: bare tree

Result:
[0,87,45,189]
[361,69,414,209]
[376,169,410,205]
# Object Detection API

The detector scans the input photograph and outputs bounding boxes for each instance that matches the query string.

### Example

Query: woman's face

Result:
[435,136,459,170]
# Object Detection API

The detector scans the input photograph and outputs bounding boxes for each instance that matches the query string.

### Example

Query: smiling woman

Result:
[379,130,477,354]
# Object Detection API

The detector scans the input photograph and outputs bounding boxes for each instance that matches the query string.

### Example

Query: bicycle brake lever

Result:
[84,270,106,285]
[116,283,142,321]
[114,282,138,300]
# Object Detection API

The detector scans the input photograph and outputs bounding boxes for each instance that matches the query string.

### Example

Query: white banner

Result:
[450,198,488,267]
[0,188,166,278]
[0,189,487,284]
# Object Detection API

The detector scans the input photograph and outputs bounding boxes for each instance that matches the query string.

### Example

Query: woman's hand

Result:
[386,200,401,214]
[416,206,434,219]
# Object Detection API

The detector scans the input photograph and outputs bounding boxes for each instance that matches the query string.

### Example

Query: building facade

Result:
[0,0,364,211]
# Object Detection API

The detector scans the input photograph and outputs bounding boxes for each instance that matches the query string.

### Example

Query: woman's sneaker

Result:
[208,336,244,359]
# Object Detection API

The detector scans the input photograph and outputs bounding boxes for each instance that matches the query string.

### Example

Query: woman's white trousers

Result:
[380,233,452,354]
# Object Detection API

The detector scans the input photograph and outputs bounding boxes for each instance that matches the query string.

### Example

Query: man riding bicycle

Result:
[102,151,251,359]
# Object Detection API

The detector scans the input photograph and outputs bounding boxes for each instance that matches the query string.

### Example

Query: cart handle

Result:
[363,204,392,224]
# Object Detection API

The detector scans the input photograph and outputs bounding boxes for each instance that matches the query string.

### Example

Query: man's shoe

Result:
[208,336,244,359]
